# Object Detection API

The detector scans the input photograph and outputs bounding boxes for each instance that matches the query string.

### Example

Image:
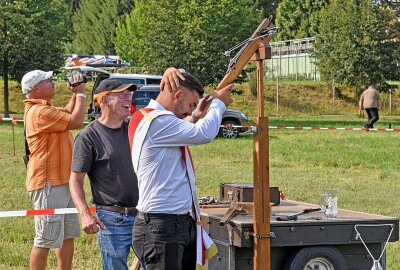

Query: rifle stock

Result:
[216,18,274,90]
[199,18,275,119]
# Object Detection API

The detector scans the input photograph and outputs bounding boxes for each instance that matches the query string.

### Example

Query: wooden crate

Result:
[220,182,280,205]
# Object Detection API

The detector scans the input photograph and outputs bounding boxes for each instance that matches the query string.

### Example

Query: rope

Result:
[354,224,394,269]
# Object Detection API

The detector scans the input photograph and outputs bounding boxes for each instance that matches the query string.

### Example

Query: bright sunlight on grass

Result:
[0,116,400,268]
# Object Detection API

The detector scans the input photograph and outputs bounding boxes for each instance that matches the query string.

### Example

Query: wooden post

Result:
[201,18,275,270]
[252,55,271,269]
[256,60,264,117]
[253,117,270,270]
[332,74,335,111]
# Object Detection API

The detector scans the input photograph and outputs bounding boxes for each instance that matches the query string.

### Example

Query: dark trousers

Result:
[365,108,379,128]
[132,212,196,270]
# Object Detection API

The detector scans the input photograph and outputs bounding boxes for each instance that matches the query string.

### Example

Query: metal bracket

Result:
[244,231,276,239]
[242,126,258,135]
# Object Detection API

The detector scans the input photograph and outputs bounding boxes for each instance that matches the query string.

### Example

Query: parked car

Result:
[131,85,251,138]
[63,66,162,120]
[64,67,251,138]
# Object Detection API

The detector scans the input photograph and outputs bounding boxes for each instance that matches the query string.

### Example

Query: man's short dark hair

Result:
[179,73,204,96]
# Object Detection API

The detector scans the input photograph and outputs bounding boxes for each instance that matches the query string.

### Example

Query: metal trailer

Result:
[200,200,399,270]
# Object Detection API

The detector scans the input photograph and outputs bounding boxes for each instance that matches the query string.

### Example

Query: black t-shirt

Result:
[72,120,139,207]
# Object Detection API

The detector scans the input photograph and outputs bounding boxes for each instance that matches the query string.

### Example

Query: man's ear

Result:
[101,95,109,106]
[32,84,39,93]
[173,89,184,101]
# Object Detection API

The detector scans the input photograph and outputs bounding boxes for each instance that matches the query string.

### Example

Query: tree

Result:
[0,0,68,117]
[275,0,331,40]
[380,0,400,17]
[115,0,262,85]
[71,0,133,54]
[314,0,399,93]
[259,0,280,17]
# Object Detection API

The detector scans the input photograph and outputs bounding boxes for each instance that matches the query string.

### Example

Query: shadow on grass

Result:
[269,119,400,128]
[265,96,321,114]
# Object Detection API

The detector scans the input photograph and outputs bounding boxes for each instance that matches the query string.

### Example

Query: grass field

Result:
[0,115,399,269]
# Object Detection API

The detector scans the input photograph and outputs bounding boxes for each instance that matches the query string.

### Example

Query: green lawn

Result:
[0,117,399,269]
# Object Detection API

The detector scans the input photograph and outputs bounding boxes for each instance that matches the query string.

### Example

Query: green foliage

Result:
[380,0,400,17]
[314,0,399,93]
[275,0,331,40]
[0,0,67,79]
[259,0,280,17]
[115,0,262,85]
[63,0,81,45]
[0,0,68,116]
[71,0,133,54]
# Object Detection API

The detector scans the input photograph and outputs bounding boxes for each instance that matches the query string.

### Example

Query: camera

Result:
[67,71,87,87]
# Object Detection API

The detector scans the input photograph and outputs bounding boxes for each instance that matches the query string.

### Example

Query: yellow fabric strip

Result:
[195,243,218,269]
[205,243,218,259]
[196,264,207,270]
[140,109,154,121]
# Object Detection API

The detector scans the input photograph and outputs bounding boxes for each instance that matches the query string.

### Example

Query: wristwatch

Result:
[191,111,200,123]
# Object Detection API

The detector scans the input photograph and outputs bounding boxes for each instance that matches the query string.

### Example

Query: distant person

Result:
[22,70,86,270]
[69,68,182,270]
[359,85,382,128]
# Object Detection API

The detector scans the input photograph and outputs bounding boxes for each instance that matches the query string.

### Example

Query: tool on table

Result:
[219,202,254,225]
[275,208,321,221]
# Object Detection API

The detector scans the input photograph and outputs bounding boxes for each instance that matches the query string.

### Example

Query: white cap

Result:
[21,70,53,94]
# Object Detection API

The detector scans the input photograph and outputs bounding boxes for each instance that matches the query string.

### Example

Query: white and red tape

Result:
[2,117,399,132]
[0,206,96,218]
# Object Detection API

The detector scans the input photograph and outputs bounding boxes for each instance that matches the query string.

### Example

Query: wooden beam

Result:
[216,19,274,90]
[253,116,270,270]
[250,44,272,61]
[256,60,264,117]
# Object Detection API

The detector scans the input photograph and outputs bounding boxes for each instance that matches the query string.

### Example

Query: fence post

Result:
[332,74,335,112]
[276,75,279,114]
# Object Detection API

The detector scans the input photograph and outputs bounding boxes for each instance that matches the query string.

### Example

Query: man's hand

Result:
[187,94,213,123]
[213,84,233,107]
[67,73,85,94]
[195,94,213,116]
[160,67,185,92]
[81,211,105,234]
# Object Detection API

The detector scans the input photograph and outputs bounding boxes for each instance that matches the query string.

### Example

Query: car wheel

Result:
[284,247,347,270]
[219,120,240,139]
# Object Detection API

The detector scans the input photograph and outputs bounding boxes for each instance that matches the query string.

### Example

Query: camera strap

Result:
[23,105,36,157]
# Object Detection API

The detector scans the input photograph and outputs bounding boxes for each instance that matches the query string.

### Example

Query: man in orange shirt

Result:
[22,70,86,270]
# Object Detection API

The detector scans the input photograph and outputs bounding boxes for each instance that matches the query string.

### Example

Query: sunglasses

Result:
[39,78,54,84]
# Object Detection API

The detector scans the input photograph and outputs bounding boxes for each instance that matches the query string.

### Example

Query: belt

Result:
[137,211,191,222]
[96,205,138,217]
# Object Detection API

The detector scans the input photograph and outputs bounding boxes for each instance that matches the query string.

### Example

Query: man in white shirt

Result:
[128,72,232,270]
